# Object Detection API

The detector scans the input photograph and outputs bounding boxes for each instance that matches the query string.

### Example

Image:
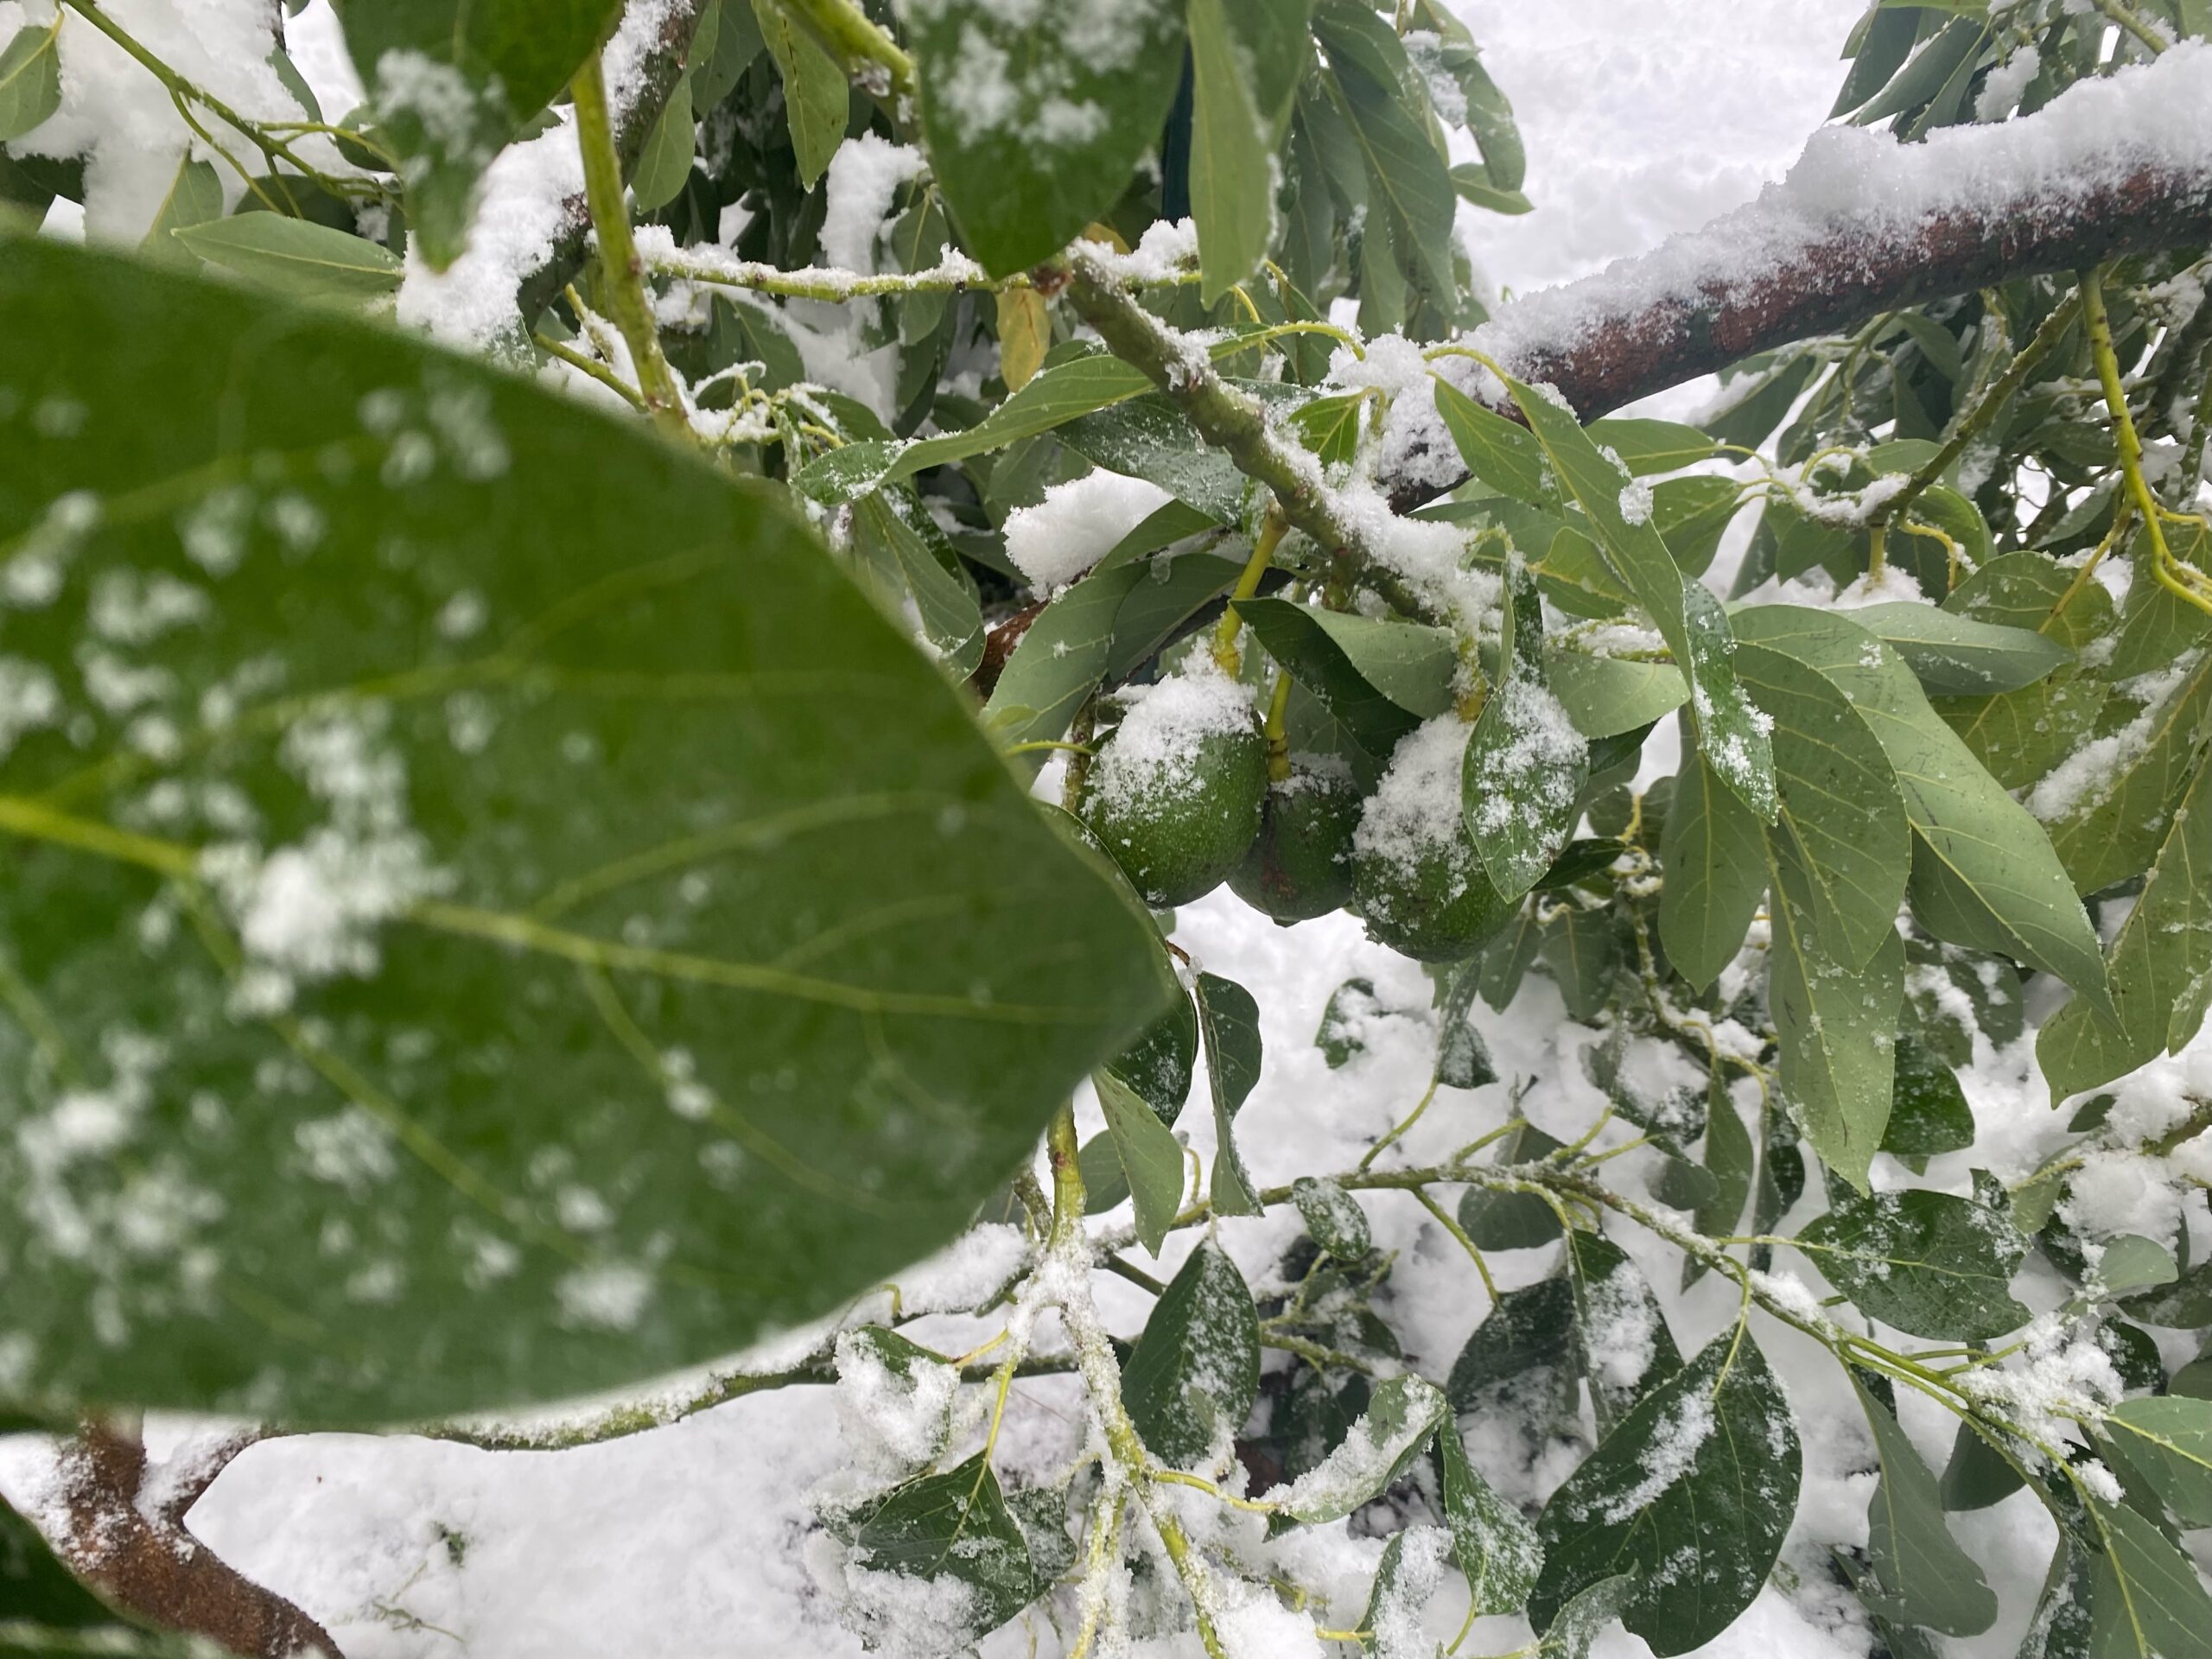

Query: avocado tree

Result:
[3,0,2212,1655]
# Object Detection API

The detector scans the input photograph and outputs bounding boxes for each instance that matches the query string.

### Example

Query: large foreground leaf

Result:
[0,238,1166,1426]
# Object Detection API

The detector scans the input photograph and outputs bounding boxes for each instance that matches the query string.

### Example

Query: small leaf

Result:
[1262,1373,1448,1524]
[141,157,224,262]
[1122,1238,1262,1468]
[1234,597,1457,767]
[1293,1177,1372,1260]
[1317,976,1384,1068]
[174,215,404,303]
[1881,1033,1975,1160]
[849,1453,1037,1644]
[2093,1235,2179,1300]
[1096,1069,1188,1256]
[1536,1573,1640,1659]
[1532,1332,1801,1656]
[1357,1526,1453,1655]
[628,73,696,212]
[1434,378,1548,505]
[0,22,61,143]
[1459,1122,1565,1250]
[1694,1069,1756,1244]
[1853,1373,1997,1636]
[1439,1421,1542,1616]
[995,288,1050,393]
[752,0,849,187]
[1796,1190,2031,1339]
[1465,561,1589,900]
[1195,971,1264,1217]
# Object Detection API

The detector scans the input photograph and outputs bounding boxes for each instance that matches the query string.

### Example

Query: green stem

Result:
[535,334,648,410]
[570,49,695,445]
[1212,505,1288,672]
[2084,267,2212,615]
[2094,0,2169,54]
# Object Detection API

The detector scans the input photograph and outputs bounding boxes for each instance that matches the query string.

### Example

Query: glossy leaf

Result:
[0,238,1167,1424]
[1122,1238,1262,1468]
[1465,562,1588,900]
[1195,971,1264,1217]
[1234,598,1456,764]
[1849,602,2072,697]
[1547,652,1688,741]
[1435,1420,1541,1616]
[849,1453,1037,1644]
[908,0,1188,274]
[1880,1033,1975,1160]
[1503,371,1775,820]
[174,214,404,303]
[1658,749,1768,991]
[1796,1190,2031,1339]
[1854,1374,1997,1636]
[1292,1177,1371,1260]
[334,0,622,269]
[1095,1070,1187,1256]
[1103,983,1198,1127]
[1263,1373,1447,1524]
[2088,1499,2212,1659]
[1188,0,1311,301]
[2102,1397,2212,1529]
[1532,1332,1801,1656]
[0,22,61,143]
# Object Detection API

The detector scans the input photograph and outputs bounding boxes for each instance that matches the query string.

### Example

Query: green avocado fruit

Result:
[1351,823,1515,963]
[1230,768,1360,924]
[1080,721,1268,909]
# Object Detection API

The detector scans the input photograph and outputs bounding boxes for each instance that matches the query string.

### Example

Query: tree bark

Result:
[52,1422,341,1659]
[1383,160,2212,513]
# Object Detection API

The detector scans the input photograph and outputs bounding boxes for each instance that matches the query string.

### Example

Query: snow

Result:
[1002,471,1176,594]
[1352,715,1473,883]
[817,135,925,276]
[1087,655,1257,818]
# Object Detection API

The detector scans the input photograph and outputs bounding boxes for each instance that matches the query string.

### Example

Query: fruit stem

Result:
[1212,502,1290,674]
[1262,670,1294,784]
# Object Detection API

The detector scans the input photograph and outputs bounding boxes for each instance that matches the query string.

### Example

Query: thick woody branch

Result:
[1386,51,2212,511]
[53,1421,340,1659]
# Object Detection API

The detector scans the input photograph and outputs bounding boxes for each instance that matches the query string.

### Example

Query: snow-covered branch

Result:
[1386,41,2212,511]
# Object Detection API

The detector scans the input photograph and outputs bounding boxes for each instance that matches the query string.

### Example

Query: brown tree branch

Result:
[1386,160,2212,513]
[52,1421,340,1659]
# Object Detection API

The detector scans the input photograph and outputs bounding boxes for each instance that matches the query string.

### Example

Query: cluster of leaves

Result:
[3,0,2212,1656]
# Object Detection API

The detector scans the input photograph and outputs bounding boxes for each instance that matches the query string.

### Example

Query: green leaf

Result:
[1459,1122,1565,1250]
[1796,1190,2031,1339]
[1731,606,2111,1020]
[1465,561,1588,900]
[851,486,986,680]
[1188,0,1311,302]
[2103,1397,2212,1528]
[2092,1234,2178,1300]
[629,72,696,212]
[2088,1498,2212,1659]
[1122,1237,1262,1468]
[173,214,404,303]
[1096,1069,1188,1255]
[1287,391,1372,470]
[1263,1373,1447,1523]
[1853,1374,1997,1636]
[1765,847,1902,1189]
[1503,372,1775,820]
[1358,1526,1453,1657]
[141,158,224,263]
[1439,1420,1543,1616]
[1058,395,1253,524]
[1104,981,1198,1127]
[1536,1573,1640,1659]
[1850,602,2072,697]
[1312,1,1457,307]
[980,518,1171,749]
[1546,652,1687,741]
[1078,1130,1131,1214]
[1316,976,1381,1067]
[2039,750,2212,1103]
[0,237,1166,1424]
[1694,1068,1756,1244]
[1450,165,1532,214]
[2043,654,2212,899]
[1936,551,2114,789]
[1434,378,1548,505]
[1292,1177,1371,1260]
[1584,418,1719,475]
[2022,1537,2096,1659]
[1532,1332,1801,1657]
[0,22,61,143]
[752,0,849,187]
[335,0,621,269]
[1658,750,1768,991]
[1566,1230,1681,1432]
[1644,475,1741,578]
[849,1453,1037,1644]
[1881,1033,1975,1160]
[1233,597,1455,766]
[1733,637,1910,969]
[1195,971,1263,1217]
[909,0,1188,275]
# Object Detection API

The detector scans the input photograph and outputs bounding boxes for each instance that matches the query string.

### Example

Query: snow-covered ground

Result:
[0,4,2143,1656]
